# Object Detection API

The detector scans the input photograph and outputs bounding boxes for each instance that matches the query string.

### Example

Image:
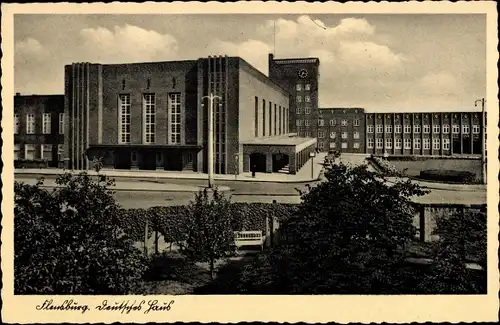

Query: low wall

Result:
[388,158,482,181]
[413,203,486,242]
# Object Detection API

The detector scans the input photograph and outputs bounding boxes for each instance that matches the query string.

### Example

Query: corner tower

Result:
[268,53,320,139]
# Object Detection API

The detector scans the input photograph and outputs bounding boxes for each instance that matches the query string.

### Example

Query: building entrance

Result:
[140,150,157,170]
[272,153,289,172]
[114,149,132,169]
[250,153,267,173]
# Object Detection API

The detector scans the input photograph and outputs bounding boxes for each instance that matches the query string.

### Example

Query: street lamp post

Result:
[309,151,316,180]
[202,93,222,188]
[475,98,487,184]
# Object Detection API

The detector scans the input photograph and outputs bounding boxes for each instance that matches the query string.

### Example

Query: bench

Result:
[234,231,264,251]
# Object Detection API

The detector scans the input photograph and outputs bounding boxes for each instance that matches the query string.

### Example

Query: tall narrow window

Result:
[14,114,19,134]
[25,144,35,160]
[278,105,282,135]
[143,93,156,144]
[433,138,440,150]
[59,113,65,135]
[269,102,272,136]
[118,94,131,143]
[14,144,20,160]
[26,114,35,134]
[274,104,277,136]
[42,113,51,134]
[169,93,181,144]
[262,99,266,136]
[254,97,259,137]
[41,144,52,160]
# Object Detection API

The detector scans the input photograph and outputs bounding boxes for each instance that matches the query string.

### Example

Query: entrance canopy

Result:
[241,134,317,174]
[241,134,317,154]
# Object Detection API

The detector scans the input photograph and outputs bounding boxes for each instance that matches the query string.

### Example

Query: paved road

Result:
[16,174,310,196]
[15,169,486,208]
[111,187,484,209]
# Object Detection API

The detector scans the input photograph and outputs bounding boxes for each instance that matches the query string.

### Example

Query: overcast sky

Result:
[14,14,486,111]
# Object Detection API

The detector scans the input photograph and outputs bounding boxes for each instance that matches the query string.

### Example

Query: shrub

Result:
[14,173,148,294]
[419,169,475,183]
[371,156,402,176]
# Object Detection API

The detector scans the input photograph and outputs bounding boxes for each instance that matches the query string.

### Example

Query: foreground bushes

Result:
[419,169,475,183]
[15,173,148,295]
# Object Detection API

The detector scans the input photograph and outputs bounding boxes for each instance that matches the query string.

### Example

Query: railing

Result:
[234,230,264,251]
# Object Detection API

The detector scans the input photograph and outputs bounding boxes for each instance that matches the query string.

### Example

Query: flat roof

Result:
[242,134,316,147]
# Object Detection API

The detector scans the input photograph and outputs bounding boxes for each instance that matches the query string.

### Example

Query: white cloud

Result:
[78,24,179,63]
[219,15,409,106]
[15,37,49,61]
[209,39,271,74]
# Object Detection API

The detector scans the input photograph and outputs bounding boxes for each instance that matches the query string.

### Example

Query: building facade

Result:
[268,53,320,138]
[14,94,65,166]
[316,108,366,153]
[14,52,485,173]
[62,56,317,175]
[364,112,485,156]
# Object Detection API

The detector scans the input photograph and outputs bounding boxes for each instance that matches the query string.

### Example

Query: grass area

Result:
[132,250,258,295]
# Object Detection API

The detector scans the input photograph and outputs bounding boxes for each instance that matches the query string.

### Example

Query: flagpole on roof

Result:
[273,21,276,56]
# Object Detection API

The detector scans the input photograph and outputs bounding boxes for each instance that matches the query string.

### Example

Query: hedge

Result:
[116,203,299,243]
[419,169,475,183]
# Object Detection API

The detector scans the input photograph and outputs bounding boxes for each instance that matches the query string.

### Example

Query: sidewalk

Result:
[15,153,326,183]
[15,177,231,193]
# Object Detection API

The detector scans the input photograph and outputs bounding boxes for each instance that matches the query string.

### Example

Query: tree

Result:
[177,188,236,280]
[421,208,487,294]
[14,172,148,294]
[240,163,427,294]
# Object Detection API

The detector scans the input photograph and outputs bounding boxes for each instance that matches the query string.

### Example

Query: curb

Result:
[28,184,232,193]
[15,171,322,185]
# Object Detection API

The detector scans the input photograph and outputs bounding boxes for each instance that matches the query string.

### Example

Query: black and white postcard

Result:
[1,1,499,323]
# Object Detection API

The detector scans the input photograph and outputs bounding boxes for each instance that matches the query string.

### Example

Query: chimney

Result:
[268,53,274,75]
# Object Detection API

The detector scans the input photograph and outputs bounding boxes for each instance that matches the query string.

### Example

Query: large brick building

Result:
[14,94,65,167]
[268,54,320,137]
[316,108,366,153]
[364,111,486,156]
[61,56,317,174]
[14,52,486,173]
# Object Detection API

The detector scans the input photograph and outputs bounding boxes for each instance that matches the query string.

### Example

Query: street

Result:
[111,187,486,209]
[14,167,487,209]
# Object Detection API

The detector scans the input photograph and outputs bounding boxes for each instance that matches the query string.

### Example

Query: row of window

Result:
[14,113,64,135]
[296,95,311,103]
[317,142,361,150]
[296,117,361,126]
[14,144,63,160]
[317,131,360,139]
[367,138,451,150]
[118,93,182,144]
[296,83,312,92]
[367,124,481,134]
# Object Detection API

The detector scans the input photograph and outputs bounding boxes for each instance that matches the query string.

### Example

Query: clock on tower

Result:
[298,69,308,79]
